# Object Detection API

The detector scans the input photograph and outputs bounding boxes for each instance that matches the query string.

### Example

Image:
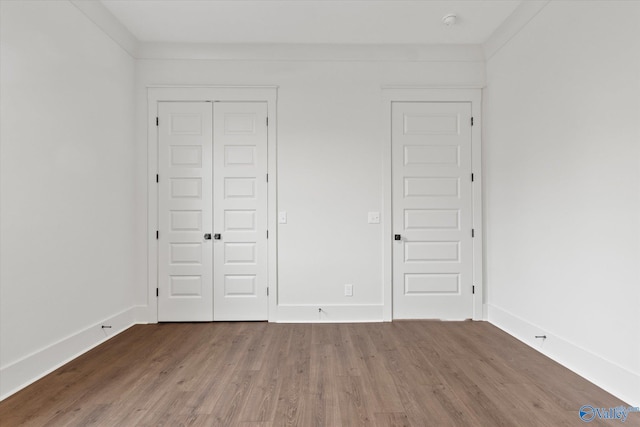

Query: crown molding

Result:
[67,1,484,63]
[68,1,486,63]
[70,0,139,57]
[137,42,485,62]
[483,0,550,61]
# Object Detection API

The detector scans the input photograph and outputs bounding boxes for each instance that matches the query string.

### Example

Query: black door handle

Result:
[204,233,211,240]
[394,234,402,241]
[213,234,221,240]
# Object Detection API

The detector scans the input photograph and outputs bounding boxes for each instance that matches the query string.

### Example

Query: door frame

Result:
[381,87,483,321]
[147,86,278,323]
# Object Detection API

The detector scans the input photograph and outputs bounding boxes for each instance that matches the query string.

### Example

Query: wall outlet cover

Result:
[344,284,353,296]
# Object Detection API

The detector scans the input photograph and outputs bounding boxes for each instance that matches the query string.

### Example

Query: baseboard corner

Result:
[0,306,137,401]
[487,304,640,407]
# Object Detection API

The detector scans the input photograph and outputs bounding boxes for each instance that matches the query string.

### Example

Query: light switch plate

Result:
[368,211,380,224]
[278,211,287,224]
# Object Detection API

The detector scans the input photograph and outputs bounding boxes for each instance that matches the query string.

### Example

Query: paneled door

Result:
[157,101,269,321]
[158,102,214,321]
[392,102,473,319]
[213,102,268,320]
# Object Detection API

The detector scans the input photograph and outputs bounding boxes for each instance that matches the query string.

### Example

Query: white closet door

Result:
[158,102,213,321]
[213,102,269,320]
[392,102,473,320]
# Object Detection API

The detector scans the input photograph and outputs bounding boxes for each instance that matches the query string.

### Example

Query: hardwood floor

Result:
[0,321,635,426]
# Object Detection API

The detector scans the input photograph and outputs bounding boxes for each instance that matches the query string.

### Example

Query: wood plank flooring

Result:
[0,321,636,426]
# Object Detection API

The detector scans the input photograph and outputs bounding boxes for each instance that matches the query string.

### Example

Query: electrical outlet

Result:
[344,284,353,297]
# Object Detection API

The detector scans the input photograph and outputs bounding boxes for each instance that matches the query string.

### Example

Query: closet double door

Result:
[157,101,268,321]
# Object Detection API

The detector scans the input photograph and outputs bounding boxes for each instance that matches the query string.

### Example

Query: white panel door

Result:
[392,102,473,319]
[158,102,213,321]
[213,102,268,320]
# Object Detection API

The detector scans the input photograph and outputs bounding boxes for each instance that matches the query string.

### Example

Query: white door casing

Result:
[148,87,277,324]
[392,101,474,320]
[213,102,269,320]
[158,101,214,321]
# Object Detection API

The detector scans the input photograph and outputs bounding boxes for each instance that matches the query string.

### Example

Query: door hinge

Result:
[471,173,474,182]
[266,117,268,126]
[156,288,159,297]
[267,287,269,296]
[266,173,269,183]
[266,230,269,239]
[156,117,159,126]
[472,229,475,238]
[472,285,475,294]
[156,230,159,240]
[471,117,474,126]
[156,174,159,183]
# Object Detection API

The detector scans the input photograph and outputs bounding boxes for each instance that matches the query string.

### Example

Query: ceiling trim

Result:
[70,0,139,57]
[137,43,485,62]
[483,0,550,61]
[69,0,503,63]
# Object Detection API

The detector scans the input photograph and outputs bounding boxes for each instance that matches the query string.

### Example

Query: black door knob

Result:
[394,234,402,241]
[213,234,222,240]
[204,233,211,240]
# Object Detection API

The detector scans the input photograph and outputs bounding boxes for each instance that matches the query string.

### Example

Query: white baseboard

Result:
[133,302,386,324]
[487,304,640,407]
[0,307,137,401]
[133,304,154,324]
[274,304,385,323]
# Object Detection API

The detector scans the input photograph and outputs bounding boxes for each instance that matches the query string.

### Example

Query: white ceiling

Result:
[101,0,522,45]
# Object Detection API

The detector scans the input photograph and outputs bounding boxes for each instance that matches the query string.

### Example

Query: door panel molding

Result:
[381,88,483,321]
[213,102,268,320]
[146,86,278,323]
[158,101,213,321]
[392,101,473,319]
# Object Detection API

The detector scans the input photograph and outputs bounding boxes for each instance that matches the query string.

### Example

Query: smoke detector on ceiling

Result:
[442,14,458,26]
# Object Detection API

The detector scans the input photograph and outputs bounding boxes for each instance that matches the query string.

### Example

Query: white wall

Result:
[484,1,640,405]
[0,1,137,398]
[134,49,485,320]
